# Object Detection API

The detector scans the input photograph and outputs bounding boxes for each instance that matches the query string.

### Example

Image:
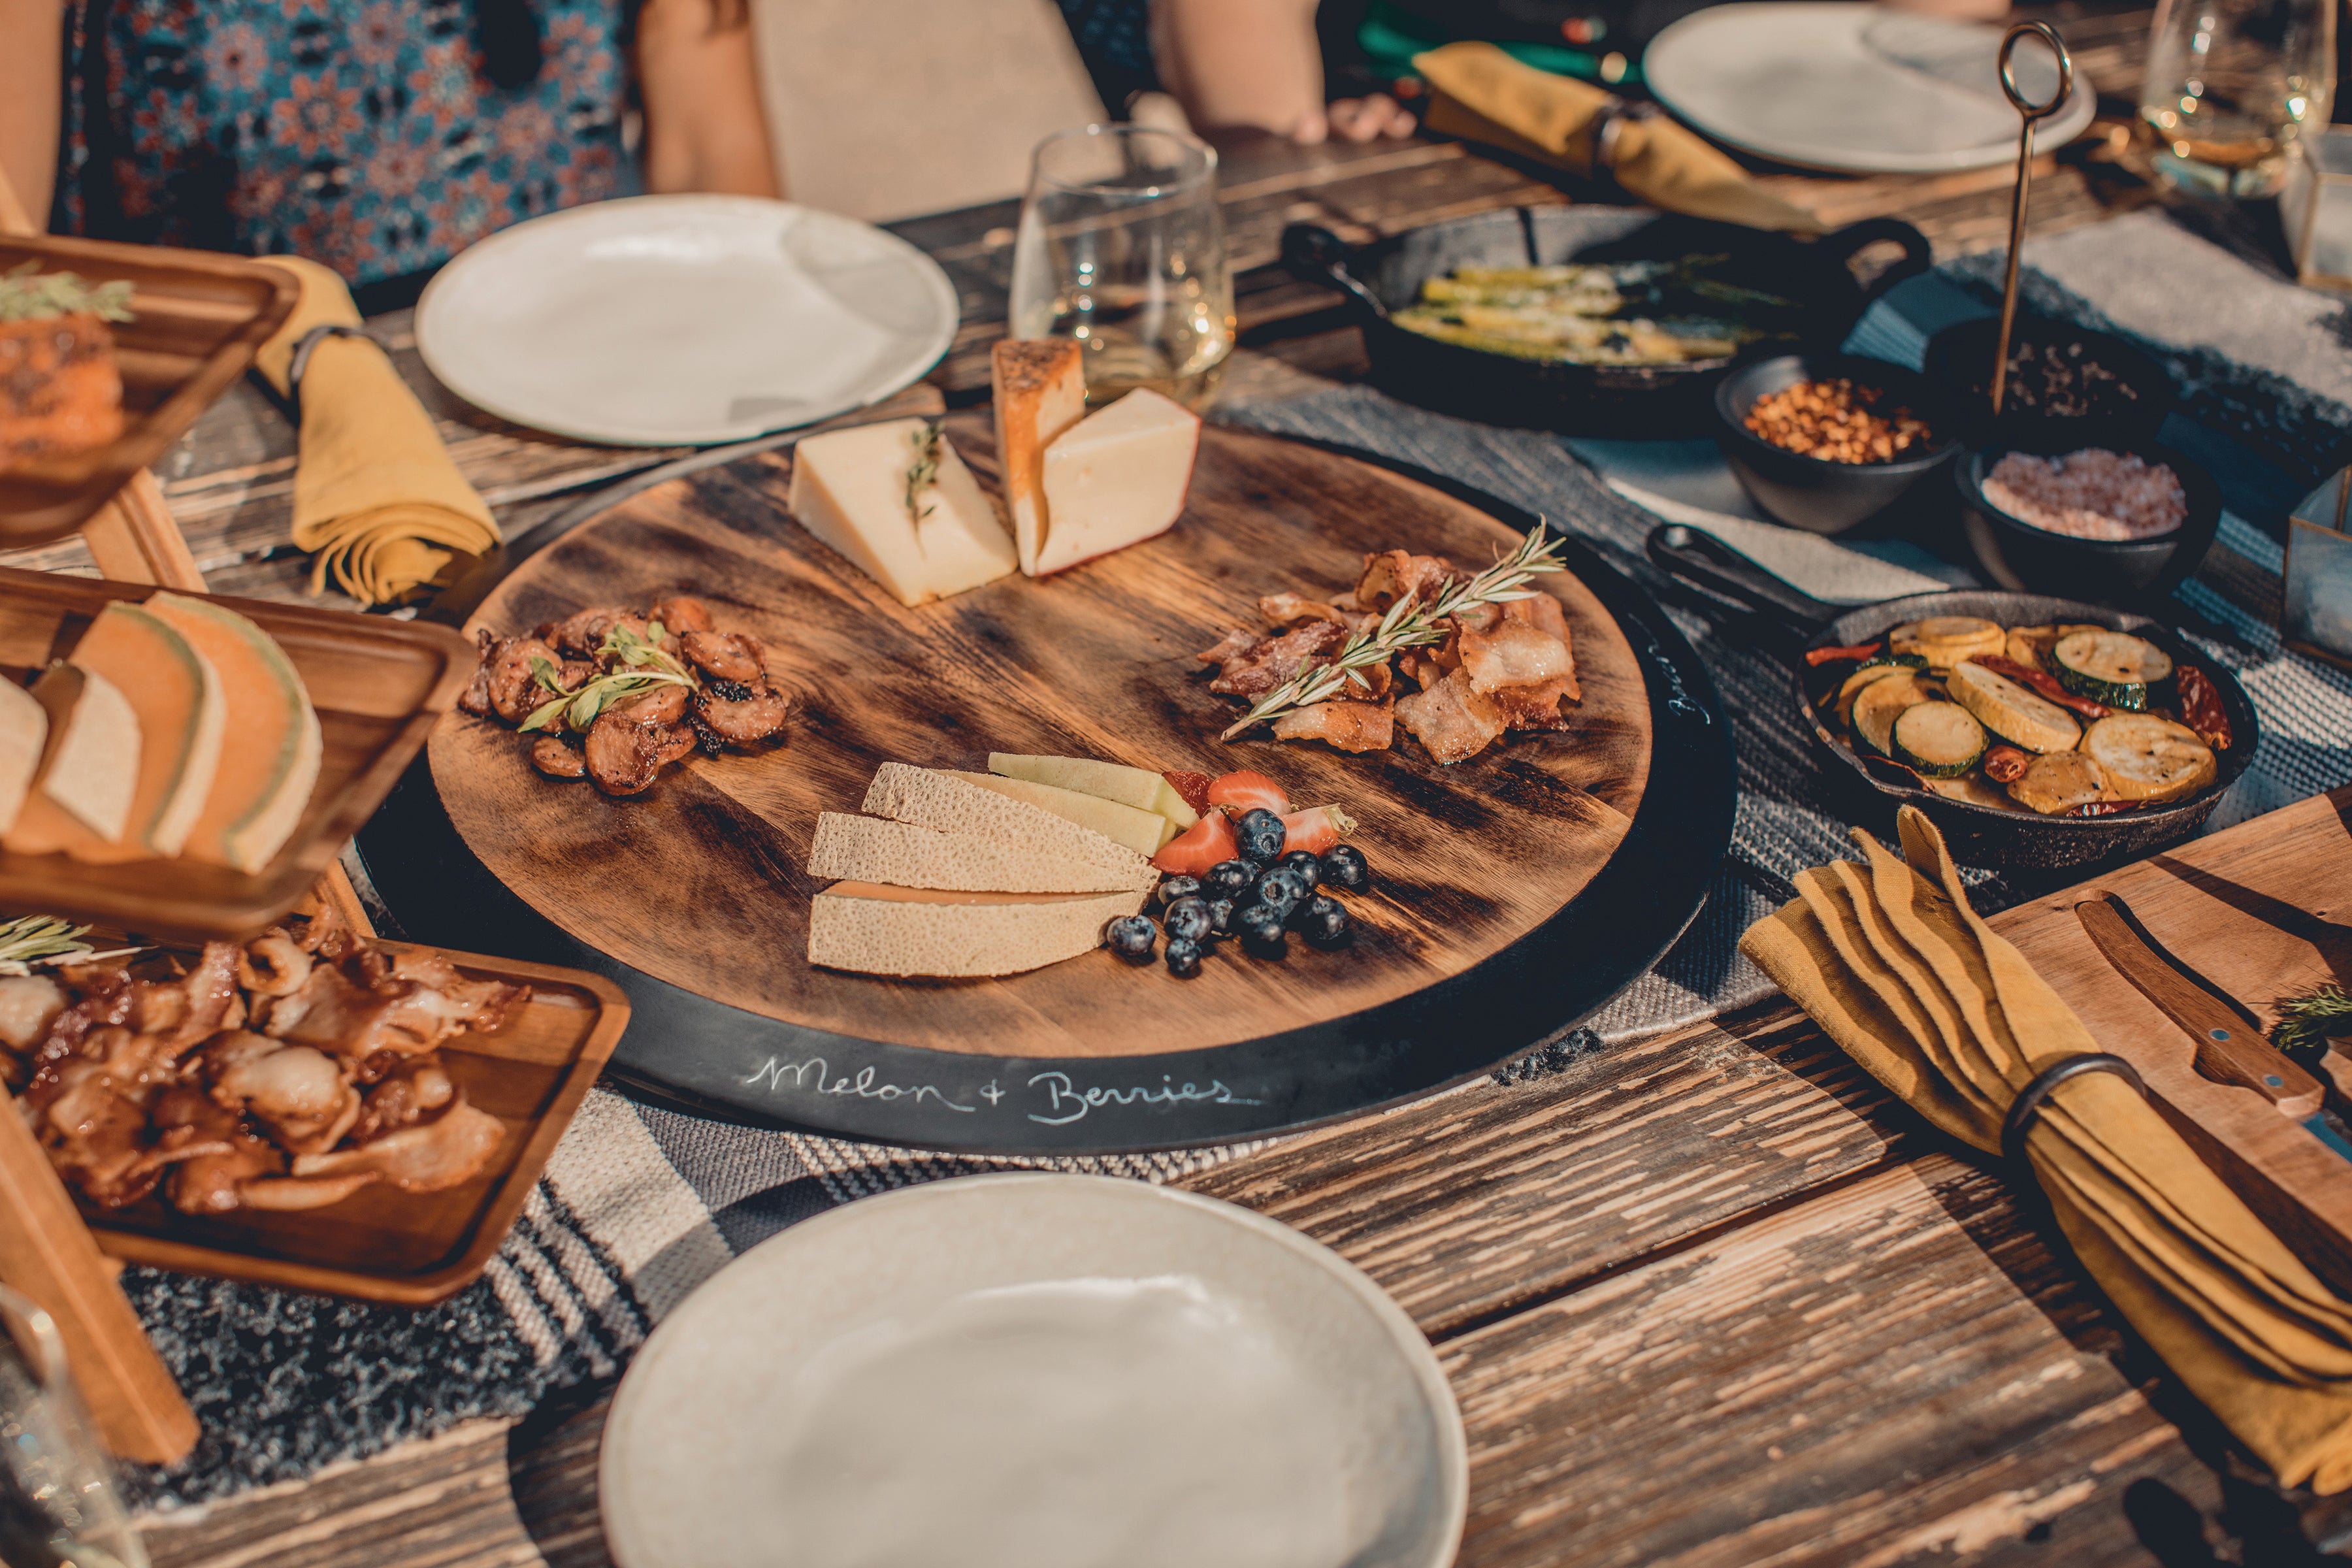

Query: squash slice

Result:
[1851,673,1940,757]
[1946,661,2081,755]
[2053,629,2170,711]
[2008,750,2109,815]
[2084,713,2215,803]
[1889,616,2005,669]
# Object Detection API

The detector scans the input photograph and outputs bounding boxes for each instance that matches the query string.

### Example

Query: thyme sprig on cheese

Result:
[521,621,697,734]
[1220,523,1567,740]
[904,417,945,525]
[0,261,135,324]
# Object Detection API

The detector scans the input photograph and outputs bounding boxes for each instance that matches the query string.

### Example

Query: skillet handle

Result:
[1281,223,1390,322]
[1814,217,1933,306]
[1644,524,1840,646]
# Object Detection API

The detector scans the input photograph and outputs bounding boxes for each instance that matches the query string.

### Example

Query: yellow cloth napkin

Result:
[1740,806,2352,1493]
[252,257,498,605]
[1414,42,1826,235]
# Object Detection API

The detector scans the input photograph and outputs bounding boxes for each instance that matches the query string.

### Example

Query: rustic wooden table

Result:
[36,4,2351,1561]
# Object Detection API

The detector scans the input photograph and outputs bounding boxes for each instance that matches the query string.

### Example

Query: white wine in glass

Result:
[1009,125,1237,413]
[2138,0,2334,197]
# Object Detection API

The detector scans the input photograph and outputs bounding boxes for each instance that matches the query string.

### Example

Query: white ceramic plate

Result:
[415,195,959,446]
[600,1174,1467,1568]
[1644,3,2097,175]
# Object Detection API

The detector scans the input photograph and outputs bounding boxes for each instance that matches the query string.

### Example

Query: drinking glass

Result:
[2138,0,2335,197]
[1009,124,1236,412]
[0,1285,148,1568]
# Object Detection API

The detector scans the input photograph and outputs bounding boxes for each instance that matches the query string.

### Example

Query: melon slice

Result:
[808,881,1148,977]
[7,664,138,850]
[0,679,49,833]
[5,604,223,862]
[144,593,322,872]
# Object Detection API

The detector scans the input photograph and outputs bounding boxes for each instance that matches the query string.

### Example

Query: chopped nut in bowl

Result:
[1712,353,1963,535]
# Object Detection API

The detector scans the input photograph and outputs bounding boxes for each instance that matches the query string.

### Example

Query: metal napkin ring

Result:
[1594,99,1661,172]
[2001,1053,2146,1164]
[286,324,372,426]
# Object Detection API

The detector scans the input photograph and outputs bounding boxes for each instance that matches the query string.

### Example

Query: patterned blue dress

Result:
[54,0,631,293]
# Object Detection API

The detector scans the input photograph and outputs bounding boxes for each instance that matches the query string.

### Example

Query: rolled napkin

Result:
[251,256,499,605]
[1740,805,2352,1493]
[1414,42,1826,235]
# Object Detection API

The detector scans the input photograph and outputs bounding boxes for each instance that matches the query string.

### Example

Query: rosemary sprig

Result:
[2276,985,2352,1058]
[1219,523,1567,741]
[520,621,697,734]
[904,417,945,525]
[0,915,95,975]
[0,260,135,324]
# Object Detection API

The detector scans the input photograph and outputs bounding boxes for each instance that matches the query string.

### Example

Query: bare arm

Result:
[636,0,783,197]
[0,0,62,229]
[1148,0,1412,144]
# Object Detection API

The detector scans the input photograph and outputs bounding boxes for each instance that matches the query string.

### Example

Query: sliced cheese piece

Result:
[985,753,1199,831]
[947,770,1175,854]
[809,881,1148,977]
[787,419,1019,607]
[144,593,322,872]
[0,679,48,833]
[7,606,222,861]
[806,812,1154,894]
[1032,388,1200,577]
[11,664,137,847]
[991,339,1086,576]
[861,763,1151,876]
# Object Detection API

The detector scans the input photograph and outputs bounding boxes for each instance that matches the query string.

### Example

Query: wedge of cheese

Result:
[1032,389,1200,577]
[0,679,48,834]
[9,664,136,847]
[985,753,1198,831]
[144,593,322,872]
[990,339,1087,576]
[7,606,221,862]
[788,419,1019,607]
[947,770,1175,855]
[809,881,1148,977]
[806,812,1153,894]
[861,763,1151,877]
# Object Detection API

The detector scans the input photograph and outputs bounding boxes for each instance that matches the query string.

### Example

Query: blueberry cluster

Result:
[1105,809,1373,979]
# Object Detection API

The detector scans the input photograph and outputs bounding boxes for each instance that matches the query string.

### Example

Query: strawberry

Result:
[1162,770,1215,816]
[1151,811,1239,875]
[1280,804,1356,856]
[1206,770,1290,818]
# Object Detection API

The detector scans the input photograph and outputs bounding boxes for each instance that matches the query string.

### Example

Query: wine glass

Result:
[0,1284,148,1568]
[2138,0,2336,197]
[1009,124,1236,412]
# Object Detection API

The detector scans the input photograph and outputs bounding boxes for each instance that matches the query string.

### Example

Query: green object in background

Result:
[1356,0,1639,88]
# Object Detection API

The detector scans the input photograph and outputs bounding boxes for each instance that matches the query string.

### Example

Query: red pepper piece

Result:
[1982,745,2029,783]
[1805,642,1882,666]
[2176,665,2233,750]
[1973,655,2108,719]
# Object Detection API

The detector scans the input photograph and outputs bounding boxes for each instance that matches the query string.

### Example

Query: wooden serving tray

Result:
[1994,787,2352,1292]
[0,567,473,939]
[0,235,297,544]
[86,943,629,1305]
[393,421,1736,1152]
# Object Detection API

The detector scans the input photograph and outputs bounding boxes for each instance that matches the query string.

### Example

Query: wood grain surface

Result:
[429,419,1654,1059]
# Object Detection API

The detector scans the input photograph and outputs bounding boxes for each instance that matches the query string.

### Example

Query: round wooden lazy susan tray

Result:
[375,420,1731,1152]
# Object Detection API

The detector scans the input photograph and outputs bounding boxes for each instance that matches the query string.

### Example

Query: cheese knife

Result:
[2076,892,2352,1164]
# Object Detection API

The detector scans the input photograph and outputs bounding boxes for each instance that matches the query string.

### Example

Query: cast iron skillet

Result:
[1646,523,2260,870]
[1281,205,1932,438]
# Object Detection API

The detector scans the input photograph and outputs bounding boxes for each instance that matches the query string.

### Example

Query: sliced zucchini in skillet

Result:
[2002,623,2103,674]
[1890,616,2005,669]
[2051,629,2170,710]
[1946,661,2082,754]
[2084,713,2216,803]
[1852,673,1941,757]
[1891,702,1987,778]
[2008,750,2109,815]
[1926,772,2019,811]
[1832,661,1924,727]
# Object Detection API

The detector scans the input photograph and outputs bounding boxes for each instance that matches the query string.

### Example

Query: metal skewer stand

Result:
[1989,22,2076,417]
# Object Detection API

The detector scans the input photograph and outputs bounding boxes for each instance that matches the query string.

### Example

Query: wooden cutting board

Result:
[1993,787,2352,1291]
[413,418,1732,1148]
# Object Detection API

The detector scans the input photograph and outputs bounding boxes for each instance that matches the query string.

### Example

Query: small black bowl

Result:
[1712,354,1964,535]
[1923,317,2174,450]
[1956,441,2220,607]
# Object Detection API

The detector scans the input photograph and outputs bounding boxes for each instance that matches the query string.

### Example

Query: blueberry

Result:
[1202,859,1255,900]
[1277,849,1322,892]
[1318,845,1371,894]
[1235,903,1287,955]
[1254,866,1307,916]
[1164,896,1213,944]
[1105,915,1157,964]
[1235,808,1287,865]
[1154,875,1201,909]
[1165,937,1205,977]
[1205,897,1237,936]
[1298,894,1352,949]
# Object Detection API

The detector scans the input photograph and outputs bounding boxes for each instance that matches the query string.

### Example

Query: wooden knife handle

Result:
[0,1090,197,1463]
[2076,894,2326,1119]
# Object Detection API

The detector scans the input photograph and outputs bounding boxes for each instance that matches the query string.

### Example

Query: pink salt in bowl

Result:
[1955,439,2219,608]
